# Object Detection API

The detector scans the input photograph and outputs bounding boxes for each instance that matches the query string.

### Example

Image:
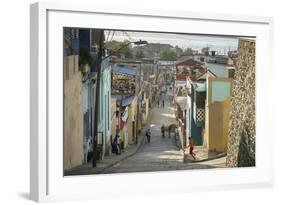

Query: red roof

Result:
[176,59,204,67]
[176,73,188,80]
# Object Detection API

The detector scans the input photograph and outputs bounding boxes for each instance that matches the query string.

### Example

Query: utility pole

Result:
[92,30,104,168]
[136,63,142,145]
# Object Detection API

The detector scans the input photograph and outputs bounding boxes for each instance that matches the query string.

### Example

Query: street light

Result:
[92,34,148,168]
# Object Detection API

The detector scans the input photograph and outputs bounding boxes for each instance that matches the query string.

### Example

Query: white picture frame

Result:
[30,2,274,202]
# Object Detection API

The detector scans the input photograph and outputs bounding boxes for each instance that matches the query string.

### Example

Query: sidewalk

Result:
[183,146,226,163]
[65,137,146,176]
[65,119,151,176]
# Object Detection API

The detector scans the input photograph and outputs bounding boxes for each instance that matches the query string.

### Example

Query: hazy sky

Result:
[104,30,240,55]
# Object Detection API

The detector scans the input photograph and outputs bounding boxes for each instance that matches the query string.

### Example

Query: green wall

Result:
[212,81,231,103]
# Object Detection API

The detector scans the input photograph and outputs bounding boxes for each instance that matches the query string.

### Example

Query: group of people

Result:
[147,125,196,160]
[156,97,165,108]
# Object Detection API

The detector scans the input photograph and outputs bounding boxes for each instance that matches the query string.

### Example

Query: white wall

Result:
[0,0,280,205]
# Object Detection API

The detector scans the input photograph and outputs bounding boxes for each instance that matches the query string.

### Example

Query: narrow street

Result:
[63,28,254,176]
[103,93,226,174]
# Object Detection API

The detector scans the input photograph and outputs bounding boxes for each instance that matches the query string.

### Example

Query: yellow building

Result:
[204,77,232,152]
[63,55,84,170]
[127,97,138,144]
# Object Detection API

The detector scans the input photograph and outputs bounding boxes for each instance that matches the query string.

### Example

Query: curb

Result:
[184,152,227,163]
[96,134,146,174]
[96,114,150,174]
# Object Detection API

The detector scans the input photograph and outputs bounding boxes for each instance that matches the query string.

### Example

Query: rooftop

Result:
[176,59,204,67]
[113,64,140,76]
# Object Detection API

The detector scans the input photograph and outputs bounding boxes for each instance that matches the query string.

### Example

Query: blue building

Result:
[64,28,79,56]
[79,29,112,162]
[186,79,206,146]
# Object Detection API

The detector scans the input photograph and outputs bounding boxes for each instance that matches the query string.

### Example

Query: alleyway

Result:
[102,94,226,174]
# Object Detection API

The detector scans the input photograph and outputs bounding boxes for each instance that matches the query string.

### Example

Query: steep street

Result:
[103,94,226,174]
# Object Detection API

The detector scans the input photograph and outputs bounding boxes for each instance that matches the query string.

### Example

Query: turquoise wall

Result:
[100,67,111,144]
[211,81,231,103]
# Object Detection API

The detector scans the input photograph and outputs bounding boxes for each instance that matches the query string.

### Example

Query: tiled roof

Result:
[176,73,188,80]
[176,59,204,67]
[197,69,217,81]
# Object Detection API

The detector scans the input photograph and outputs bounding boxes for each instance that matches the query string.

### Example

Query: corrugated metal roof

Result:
[113,95,136,107]
[121,96,136,107]
[113,65,139,76]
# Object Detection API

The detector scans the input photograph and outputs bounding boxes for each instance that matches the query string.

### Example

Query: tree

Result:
[105,40,133,59]
[135,49,145,59]
[159,50,177,61]
[175,45,183,56]
[79,47,92,66]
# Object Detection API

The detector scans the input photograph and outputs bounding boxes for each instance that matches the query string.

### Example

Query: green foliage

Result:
[159,50,177,61]
[79,47,92,66]
[175,45,183,55]
[91,30,105,46]
[105,40,133,59]
[135,49,145,59]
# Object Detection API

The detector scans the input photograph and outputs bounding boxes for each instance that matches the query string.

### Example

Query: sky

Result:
[104,30,240,55]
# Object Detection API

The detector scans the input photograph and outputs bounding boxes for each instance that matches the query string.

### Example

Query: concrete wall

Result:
[128,98,137,144]
[144,98,149,122]
[226,39,256,167]
[63,55,84,170]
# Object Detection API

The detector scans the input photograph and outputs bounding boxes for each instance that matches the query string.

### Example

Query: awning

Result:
[175,96,187,111]
[196,82,206,92]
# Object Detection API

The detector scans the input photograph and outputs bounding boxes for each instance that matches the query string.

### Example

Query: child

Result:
[187,137,196,160]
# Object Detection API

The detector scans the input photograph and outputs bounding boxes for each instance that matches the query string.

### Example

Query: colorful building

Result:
[186,78,205,146]
[112,64,140,147]
[204,77,232,152]
[79,29,112,161]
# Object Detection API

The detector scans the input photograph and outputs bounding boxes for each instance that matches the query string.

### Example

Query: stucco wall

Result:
[207,97,231,152]
[101,68,112,156]
[205,78,232,152]
[128,97,137,144]
[63,55,84,171]
[226,39,256,167]
[111,97,117,141]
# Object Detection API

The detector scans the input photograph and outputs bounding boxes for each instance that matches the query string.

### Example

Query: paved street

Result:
[102,94,226,174]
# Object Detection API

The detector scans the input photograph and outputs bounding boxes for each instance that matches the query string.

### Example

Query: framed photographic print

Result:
[30,2,274,202]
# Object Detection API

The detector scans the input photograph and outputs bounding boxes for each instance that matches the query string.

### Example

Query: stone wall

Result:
[226,39,256,167]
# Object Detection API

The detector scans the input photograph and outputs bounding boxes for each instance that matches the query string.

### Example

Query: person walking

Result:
[161,124,165,138]
[112,134,119,155]
[146,128,151,143]
[187,137,196,160]
[157,98,160,108]
[117,135,122,155]
[162,99,165,108]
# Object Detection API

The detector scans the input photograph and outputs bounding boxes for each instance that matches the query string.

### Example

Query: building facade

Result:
[204,77,232,152]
